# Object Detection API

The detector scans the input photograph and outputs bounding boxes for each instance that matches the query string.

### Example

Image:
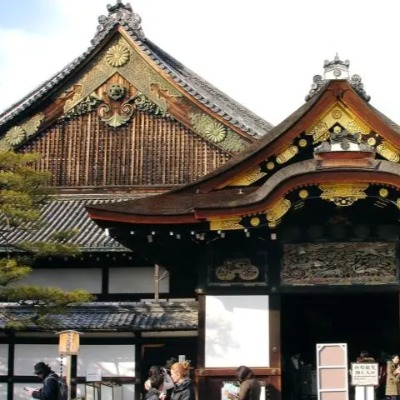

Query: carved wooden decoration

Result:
[282,242,396,285]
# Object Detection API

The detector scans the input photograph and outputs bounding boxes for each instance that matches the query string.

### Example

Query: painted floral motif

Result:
[5,126,26,147]
[105,44,130,67]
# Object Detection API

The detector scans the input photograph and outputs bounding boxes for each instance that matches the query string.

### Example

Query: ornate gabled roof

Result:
[0,195,148,252]
[0,0,273,139]
[86,76,400,231]
[0,300,198,332]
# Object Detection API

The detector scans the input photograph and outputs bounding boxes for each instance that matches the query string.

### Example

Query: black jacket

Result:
[145,388,162,400]
[170,378,195,400]
[32,372,59,400]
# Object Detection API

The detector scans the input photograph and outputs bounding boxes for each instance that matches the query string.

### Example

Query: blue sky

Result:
[1,0,400,125]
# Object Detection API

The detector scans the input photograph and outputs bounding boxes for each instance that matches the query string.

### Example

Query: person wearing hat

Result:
[24,362,59,400]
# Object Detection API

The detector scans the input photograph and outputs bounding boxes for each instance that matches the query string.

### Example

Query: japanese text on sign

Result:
[351,363,379,386]
[58,330,80,355]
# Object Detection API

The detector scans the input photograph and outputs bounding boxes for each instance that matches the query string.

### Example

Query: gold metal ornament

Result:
[377,141,400,162]
[266,162,275,170]
[228,168,267,186]
[276,145,299,164]
[204,121,227,143]
[299,190,309,199]
[105,44,130,67]
[265,198,291,227]
[5,126,26,146]
[250,217,260,226]
[319,183,369,207]
[298,139,307,147]
[332,109,342,119]
[379,188,389,198]
[210,218,243,231]
[215,259,259,281]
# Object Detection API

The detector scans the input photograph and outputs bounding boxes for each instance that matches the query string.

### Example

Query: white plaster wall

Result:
[205,295,270,368]
[14,344,65,375]
[0,344,8,374]
[77,345,135,377]
[15,269,102,293]
[109,267,169,293]
[0,383,6,400]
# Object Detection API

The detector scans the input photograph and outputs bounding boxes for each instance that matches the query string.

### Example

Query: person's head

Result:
[33,362,51,380]
[170,361,190,384]
[148,366,162,378]
[236,366,254,382]
[391,354,399,364]
[149,374,164,390]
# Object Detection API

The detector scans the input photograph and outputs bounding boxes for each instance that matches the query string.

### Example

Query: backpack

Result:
[46,374,68,400]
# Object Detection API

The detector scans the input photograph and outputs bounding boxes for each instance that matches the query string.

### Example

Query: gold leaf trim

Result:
[319,183,368,207]
[276,145,298,164]
[228,167,266,186]
[210,218,243,231]
[377,141,400,162]
[265,198,291,228]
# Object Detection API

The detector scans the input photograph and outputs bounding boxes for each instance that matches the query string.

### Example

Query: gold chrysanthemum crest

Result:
[5,126,26,146]
[204,121,227,143]
[105,44,130,67]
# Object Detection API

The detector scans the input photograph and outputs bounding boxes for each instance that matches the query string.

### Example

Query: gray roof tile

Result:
[0,195,148,252]
[0,300,198,332]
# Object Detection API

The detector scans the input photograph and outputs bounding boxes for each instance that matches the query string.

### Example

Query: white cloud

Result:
[1,0,400,125]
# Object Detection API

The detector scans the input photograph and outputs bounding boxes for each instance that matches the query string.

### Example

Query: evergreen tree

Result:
[0,151,93,329]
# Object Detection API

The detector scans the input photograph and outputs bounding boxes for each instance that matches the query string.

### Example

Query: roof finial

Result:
[323,54,350,80]
[92,0,144,45]
[305,54,371,102]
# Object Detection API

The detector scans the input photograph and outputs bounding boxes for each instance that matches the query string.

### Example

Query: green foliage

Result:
[0,258,31,286]
[0,150,94,329]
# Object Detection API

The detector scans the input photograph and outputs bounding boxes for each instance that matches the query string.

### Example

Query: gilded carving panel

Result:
[282,242,396,285]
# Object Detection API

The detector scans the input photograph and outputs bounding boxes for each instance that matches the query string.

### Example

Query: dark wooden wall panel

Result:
[20,111,230,188]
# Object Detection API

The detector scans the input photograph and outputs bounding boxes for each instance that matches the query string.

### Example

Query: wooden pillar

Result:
[196,294,206,399]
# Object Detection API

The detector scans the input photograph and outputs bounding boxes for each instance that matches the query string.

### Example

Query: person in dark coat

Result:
[24,362,60,400]
[285,352,304,400]
[170,361,195,400]
[235,365,261,400]
[145,374,165,400]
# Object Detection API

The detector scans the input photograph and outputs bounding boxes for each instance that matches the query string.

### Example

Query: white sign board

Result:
[86,369,102,382]
[351,363,379,386]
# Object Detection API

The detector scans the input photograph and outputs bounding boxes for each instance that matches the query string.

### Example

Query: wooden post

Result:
[66,355,72,400]
[154,264,160,302]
